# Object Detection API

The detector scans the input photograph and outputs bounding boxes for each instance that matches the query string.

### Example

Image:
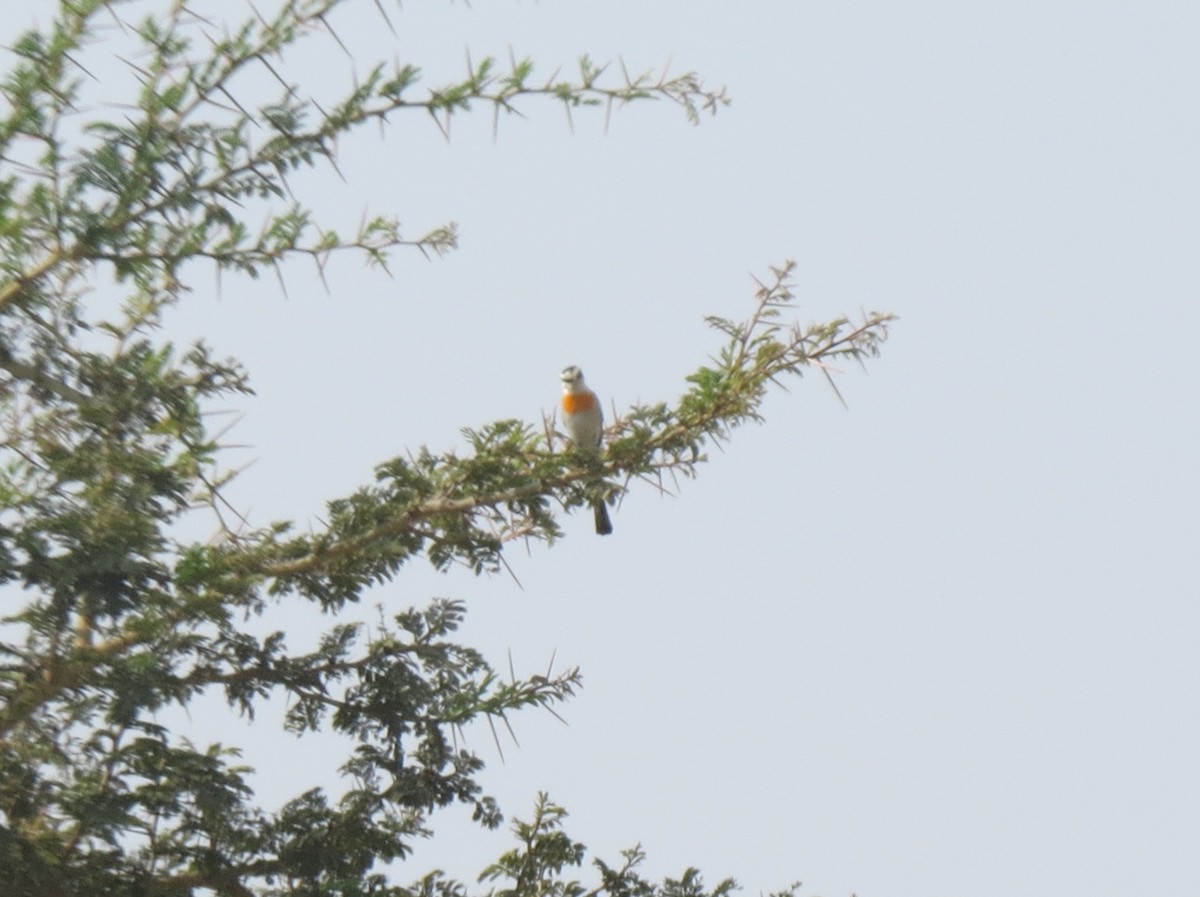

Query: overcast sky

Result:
[10,1,1200,895]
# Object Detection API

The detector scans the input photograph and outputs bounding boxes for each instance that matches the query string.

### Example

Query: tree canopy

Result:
[0,2,893,895]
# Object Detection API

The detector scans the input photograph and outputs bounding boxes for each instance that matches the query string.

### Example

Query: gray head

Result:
[560,365,584,385]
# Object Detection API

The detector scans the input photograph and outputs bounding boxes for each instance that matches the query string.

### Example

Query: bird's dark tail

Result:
[593,501,613,536]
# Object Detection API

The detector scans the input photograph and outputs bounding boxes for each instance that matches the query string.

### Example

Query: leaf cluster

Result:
[0,2,884,895]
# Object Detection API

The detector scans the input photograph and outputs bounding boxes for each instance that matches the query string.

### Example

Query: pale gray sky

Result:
[10,1,1200,895]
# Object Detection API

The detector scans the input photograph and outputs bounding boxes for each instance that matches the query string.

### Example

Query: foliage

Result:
[0,2,891,895]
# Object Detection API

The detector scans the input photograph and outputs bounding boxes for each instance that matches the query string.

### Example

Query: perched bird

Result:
[559,365,613,535]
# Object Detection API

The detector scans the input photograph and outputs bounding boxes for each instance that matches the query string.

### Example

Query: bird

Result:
[559,365,613,535]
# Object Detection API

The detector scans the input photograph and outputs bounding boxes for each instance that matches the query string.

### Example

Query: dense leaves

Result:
[0,2,890,895]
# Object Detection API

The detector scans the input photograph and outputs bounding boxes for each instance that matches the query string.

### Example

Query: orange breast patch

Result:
[562,392,598,414]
